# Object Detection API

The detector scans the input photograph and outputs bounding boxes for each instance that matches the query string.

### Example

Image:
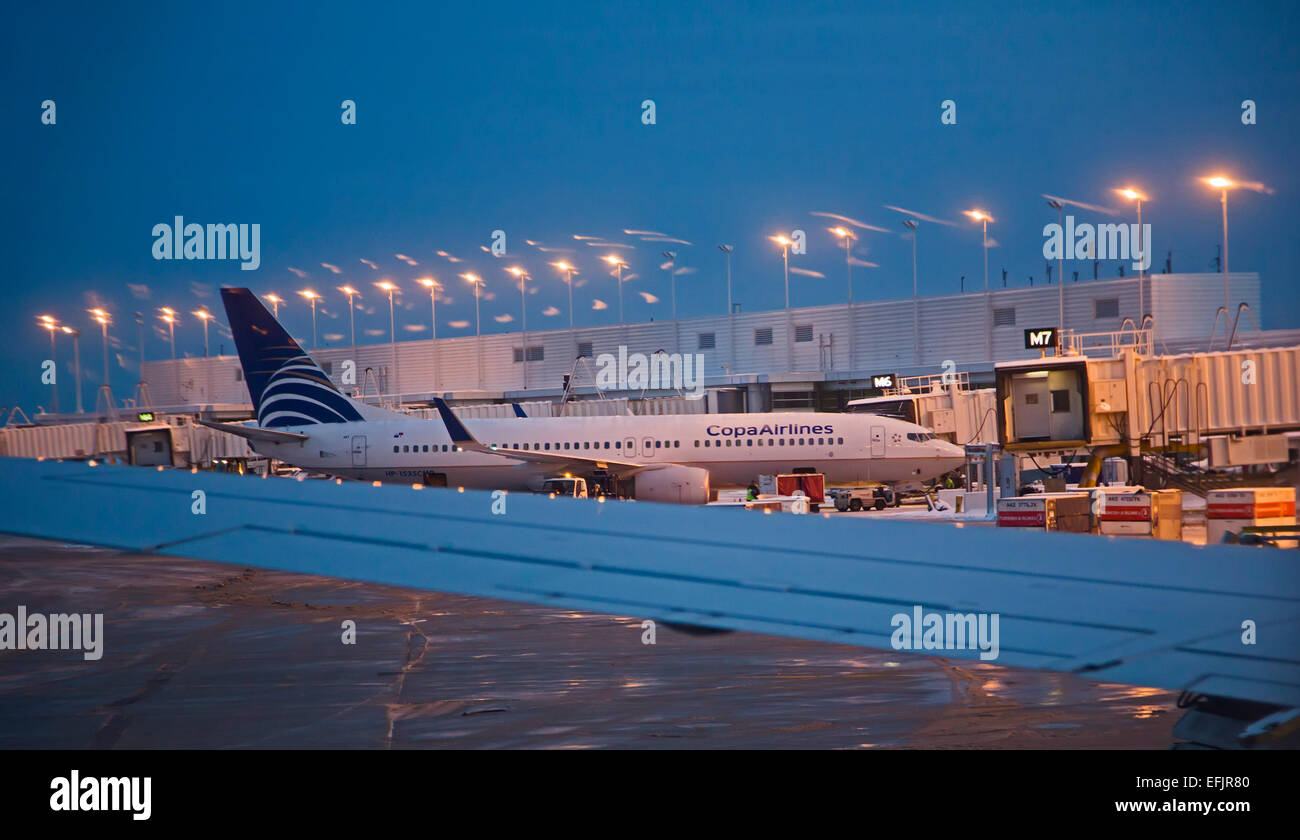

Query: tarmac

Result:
[0,535,1179,749]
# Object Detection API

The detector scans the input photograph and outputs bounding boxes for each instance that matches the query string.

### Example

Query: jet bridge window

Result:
[1051,389,1071,413]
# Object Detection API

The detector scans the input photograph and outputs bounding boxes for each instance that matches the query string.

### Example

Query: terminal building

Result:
[127,271,1289,415]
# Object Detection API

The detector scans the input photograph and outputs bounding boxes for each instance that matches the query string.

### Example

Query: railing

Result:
[1059,326,1153,358]
[882,371,971,397]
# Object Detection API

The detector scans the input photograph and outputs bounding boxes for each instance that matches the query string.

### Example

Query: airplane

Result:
[203,287,966,504]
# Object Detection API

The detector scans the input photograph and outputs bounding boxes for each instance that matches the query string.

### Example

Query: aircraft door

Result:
[623,437,637,457]
[642,437,656,459]
[351,435,367,467]
[870,425,885,458]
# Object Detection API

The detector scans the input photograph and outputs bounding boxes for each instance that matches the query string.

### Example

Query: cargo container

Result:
[1207,487,1297,545]
[996,493,1091,532]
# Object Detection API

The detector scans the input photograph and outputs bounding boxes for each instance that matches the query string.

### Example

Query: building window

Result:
[1094,298,1119,319]
[993,307,1016,326]
[697,332,716,350]
[321,361,333,375]
[755,327,773,346]
[794,324,813,342]
[577,342,593,358]
[516,345,545,362]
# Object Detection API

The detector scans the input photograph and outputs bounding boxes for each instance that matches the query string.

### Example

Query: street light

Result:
[601,255,628,326]
[1202,175,1236,310]
[339,286,360,356]
[38,315,59,413]
[662,251,679,354]
[462,273,485,388]
[159,308,177,359]
[506,268,529,389]
[61,325,83,413]
[297,289,319,348]
[89,308,111,407]
[417,278,440,390]
[1115,188,1148,317]
[831,226,856,368]
[1046,199,1065,337]
[718,245,734,371]
[552,261,577,361]
[769,234,794,371]
[375,281,399,401]
[902,219,920,365]
[159,308,178,406]
[963,209,995,361]
[192,309,212,357]
[264,293,283,318]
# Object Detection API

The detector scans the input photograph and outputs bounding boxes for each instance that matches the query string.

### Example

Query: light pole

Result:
[159,308,177,360]
[507,268,529,389]
[552,262,577,361]
[193,309,213,401]
[264,294,283,318]
[718,245,734,371]
[769,235,794,371]
[297,289,319,348]
[418,278,440,390]
[1115,188,1147,319]
[601,255,628,326]
[62,325,83,413]
[903,219,919,365]
[462,273,484,389]
[193,309,212,357]
[1046,199,1065,338]
[831,227,856,369]
[662,251,679,354]
[964,209,994,361]
[340,286,359,356]
[1202,176,1236,310]
[38,316,59,413]
[159,308,178,404]
[90,309,111,412]
[375,281,399,401]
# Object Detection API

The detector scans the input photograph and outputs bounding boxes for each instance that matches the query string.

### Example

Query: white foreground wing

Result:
[0,458,1296,707]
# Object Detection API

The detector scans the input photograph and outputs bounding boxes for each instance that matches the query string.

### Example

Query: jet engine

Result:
[633,465,711,505]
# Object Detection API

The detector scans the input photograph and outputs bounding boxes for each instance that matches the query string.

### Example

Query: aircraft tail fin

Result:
[220,287,403,427]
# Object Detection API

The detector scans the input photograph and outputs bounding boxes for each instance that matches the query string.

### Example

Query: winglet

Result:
[512,403,528,418]
[431,398,478,445]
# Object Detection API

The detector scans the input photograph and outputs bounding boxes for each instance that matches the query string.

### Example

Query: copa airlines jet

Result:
[206,287,965,503]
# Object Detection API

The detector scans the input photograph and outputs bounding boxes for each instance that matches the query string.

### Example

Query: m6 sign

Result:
[1024,327,1059,350]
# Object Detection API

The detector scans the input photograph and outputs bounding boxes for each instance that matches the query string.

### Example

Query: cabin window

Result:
[393,445,399,453]
[674,440,680,448]
[603,442,609,449]
[838,437,844,444]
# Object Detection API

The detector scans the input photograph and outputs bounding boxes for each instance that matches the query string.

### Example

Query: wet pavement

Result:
[0,536,1179,749]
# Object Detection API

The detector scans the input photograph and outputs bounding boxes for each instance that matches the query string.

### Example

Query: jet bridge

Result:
[994,327,1300,486]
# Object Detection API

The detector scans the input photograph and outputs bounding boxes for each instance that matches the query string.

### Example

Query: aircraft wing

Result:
[196,419,309,444]
[1,457,1297,710]
[430,398,647,472]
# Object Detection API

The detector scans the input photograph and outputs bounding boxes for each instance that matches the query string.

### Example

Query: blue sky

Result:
[2,0,1297,411]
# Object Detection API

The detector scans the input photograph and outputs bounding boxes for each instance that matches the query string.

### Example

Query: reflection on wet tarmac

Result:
[0,537,1179,749]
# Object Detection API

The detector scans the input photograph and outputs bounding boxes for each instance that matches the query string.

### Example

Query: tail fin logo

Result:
[258,354,363,427]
